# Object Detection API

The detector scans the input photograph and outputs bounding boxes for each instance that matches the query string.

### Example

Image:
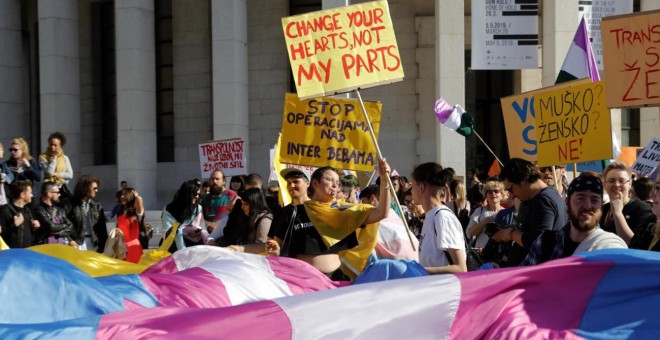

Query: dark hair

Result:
[118,188,139,217]
[41,181,59,197]
[411,162,453,188]
[73,175,100,200]
[340,175,359,188]
[238,187,271,243]
[633,177,654,201]
[9,180,32,199]
[48,131,67,146]
[359,184,380,201]
[245,173,263,189]
[499,158,541,184]
[230,175,245,189]
[309,166,338,196]
[165,180,201,222]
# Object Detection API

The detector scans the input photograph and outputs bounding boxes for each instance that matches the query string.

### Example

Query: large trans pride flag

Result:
[2,247,660,339]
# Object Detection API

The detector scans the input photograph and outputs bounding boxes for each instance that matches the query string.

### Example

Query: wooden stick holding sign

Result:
[355,89,416,251]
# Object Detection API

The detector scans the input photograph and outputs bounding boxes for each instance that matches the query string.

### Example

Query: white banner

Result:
[471,0,539,70]
[631,138,660,177]
[198,138,247,178]
[578,0,633,71]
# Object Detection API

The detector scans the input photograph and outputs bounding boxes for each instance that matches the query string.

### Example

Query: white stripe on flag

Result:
[171,246,293,305]
[561,41,590,80]
[275,274,462,339]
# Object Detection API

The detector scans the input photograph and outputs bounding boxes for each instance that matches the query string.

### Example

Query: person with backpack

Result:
[465,180,505,248]
[446,179,471,232]
[413,162,467,274]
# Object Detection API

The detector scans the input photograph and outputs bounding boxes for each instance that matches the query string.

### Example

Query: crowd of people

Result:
[1,134,659,281]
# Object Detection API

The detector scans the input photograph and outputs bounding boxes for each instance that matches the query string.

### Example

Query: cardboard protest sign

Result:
[501,78,591,162]
[280,93,381,171]
[631,138,660,176]
[198,138,247,178]
[601,10,660,108]
[534,80,612,167]
[282,0,404,99]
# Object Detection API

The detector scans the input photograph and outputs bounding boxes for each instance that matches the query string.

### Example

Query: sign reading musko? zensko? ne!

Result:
[500,78,591,162]
[282,0,404,99]
[280,93,381,171]
[534,80,612,167]
[198,138,247,178]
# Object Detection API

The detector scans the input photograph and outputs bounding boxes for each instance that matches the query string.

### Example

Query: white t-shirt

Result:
[465,207,499,248]
[419,206,466,267]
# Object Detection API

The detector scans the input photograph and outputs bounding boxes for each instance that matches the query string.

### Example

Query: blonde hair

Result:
[449,179,467,209]
[482,180,505,195]
[10,138,32,161]
[603,160,631,179]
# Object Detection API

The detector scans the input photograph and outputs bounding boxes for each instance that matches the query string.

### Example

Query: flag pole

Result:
[355,89,416,251]
[473,131,504,166]
[552,165,560,191]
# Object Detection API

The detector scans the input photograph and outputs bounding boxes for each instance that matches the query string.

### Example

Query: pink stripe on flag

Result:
[142,256,179,274]
[97,300,292,340]
[140,267,232,308]
[266,256,348,295]
[450,256,611,339]
[434,97,453,123]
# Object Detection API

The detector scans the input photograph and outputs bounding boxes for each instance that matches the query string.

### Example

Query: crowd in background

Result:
[1,133,659,280]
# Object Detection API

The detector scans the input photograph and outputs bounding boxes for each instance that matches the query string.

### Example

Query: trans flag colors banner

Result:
[2,246,660,338]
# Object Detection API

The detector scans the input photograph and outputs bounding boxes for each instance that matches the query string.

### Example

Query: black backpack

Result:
[452,201,471,231]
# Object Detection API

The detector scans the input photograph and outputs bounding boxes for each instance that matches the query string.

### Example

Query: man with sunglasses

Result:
[492,158,566,267]
[32,181,75,246]
[539,165,568,199]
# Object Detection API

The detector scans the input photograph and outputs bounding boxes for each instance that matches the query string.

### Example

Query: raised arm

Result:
[364,158,391,225]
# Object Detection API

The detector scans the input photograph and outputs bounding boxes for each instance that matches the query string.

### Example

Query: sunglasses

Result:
[486,189,501,195]
[8,148,19,152]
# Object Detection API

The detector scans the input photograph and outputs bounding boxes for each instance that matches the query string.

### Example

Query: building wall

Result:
[1,0,658,210]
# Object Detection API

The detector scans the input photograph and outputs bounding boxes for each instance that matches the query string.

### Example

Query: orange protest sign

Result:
[601,10,660,108]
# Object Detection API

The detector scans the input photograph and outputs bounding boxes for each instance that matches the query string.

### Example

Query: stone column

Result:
[0,0,24,143]
[541,0,578,86]
[211,0,249,164]
[640,0,660,145]
[115,0,157,206]
[38,0,81,168]
[323,0,348,9]
[434,0,466,173]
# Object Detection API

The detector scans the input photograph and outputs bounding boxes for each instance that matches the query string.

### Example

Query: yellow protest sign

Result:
[282,0,404,100]
[501,78,591,162]
[280,93,381,171]
[534,80,612,167]
[601,10,660,108]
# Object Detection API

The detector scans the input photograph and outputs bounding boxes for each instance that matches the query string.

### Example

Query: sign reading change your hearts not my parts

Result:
[282,0,404,99]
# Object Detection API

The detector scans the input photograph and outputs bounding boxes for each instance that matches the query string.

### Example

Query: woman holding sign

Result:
[269,158,392,280]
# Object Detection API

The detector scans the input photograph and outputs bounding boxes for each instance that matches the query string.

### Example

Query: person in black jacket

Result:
[0,180,41,248]
[32,181,76,246]
[63,175,108,252]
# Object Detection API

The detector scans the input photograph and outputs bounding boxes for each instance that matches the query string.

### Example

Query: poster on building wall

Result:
[601,10,660,108]
[578,0,633,71]
[533,80,613,166]
[280,93,381,171]
[198,138,247,178]
[471,0,539,70]
[281,0,404,99]
[501,78,591,162]
[631,138,660,176]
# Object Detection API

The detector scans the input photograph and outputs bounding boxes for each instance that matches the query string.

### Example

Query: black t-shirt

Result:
[269,204,359,257]
[600,199,656,250]
[505,186,567,267]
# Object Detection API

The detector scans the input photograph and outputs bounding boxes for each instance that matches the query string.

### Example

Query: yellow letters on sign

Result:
[534,80,613,167]
[280,93,381,171]
[282,0,404,99]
